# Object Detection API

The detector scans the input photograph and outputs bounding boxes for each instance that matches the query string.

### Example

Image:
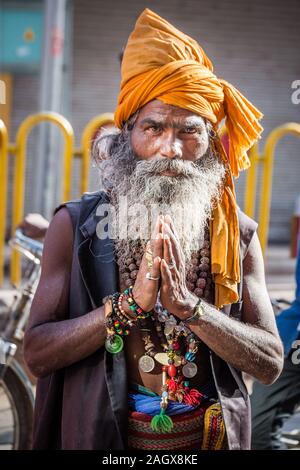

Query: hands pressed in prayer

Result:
[159,215,198,319]
[130,216,163,312]
[126,213,198,318]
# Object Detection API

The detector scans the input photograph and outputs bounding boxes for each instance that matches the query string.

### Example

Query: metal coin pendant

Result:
[182,362,198,378]
[138,355,155,373]
[105,335,124,354]
[154,352,169,365]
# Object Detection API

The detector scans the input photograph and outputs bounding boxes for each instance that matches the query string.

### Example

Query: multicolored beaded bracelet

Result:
[117,292,136,325]
[111,292,132,331]
[123,285,152,319]
[104,287,153,354]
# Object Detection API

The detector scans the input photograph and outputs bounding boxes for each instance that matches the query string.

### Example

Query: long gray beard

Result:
[96,131,226,267]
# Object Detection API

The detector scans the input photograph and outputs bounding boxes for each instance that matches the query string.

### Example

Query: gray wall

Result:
[8,0,300,242]
[7,73,40,233]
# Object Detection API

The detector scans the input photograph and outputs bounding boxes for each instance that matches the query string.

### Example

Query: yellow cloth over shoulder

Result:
[115,8,263,308]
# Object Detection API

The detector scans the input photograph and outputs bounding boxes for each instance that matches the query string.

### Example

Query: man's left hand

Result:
[159,215,198,320]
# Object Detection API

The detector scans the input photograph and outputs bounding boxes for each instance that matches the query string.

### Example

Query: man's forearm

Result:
[24,306,106,378]
[185,300,283,384]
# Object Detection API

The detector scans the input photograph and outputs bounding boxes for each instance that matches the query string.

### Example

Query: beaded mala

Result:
[119,228,213,304]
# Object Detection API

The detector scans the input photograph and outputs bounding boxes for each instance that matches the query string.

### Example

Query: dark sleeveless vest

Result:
[32,190,258,450]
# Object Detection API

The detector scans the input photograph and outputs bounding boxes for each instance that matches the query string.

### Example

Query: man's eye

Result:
[182,127,197,134]
[147,125,162,134]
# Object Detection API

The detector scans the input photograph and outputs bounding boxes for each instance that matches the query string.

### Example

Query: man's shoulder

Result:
[237,207,258,260]
[80,190,109,205]
[53,190,109,216]
[237,207,258,231]
[53,190,110,234]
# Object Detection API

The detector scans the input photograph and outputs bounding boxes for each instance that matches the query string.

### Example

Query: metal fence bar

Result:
[0,120,8,285]
[11,112,74,285]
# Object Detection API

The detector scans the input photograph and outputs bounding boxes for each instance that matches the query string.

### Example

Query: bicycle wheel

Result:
[0,364,34,449]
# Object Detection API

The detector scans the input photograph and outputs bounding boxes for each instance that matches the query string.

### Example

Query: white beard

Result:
[109,152,226,266]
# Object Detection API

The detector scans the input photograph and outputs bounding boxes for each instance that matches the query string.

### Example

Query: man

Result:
[24,9,283,450]
[251,238,300,449]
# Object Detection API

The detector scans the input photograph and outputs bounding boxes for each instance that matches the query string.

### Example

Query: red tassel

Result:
[183,388,203,406]
[167,378,177,392]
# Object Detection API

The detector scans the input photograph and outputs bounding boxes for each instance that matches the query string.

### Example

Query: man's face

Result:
[130,100,209,172]
[98,100,225,263]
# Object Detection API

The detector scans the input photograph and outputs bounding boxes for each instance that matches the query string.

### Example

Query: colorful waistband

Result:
[128,402,226,451]
[128,406,205,451]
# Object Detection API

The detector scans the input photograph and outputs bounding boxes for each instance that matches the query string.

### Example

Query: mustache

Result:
[134,158,200,178]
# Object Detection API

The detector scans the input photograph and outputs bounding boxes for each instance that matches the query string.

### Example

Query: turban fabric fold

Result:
[115,8,263,308]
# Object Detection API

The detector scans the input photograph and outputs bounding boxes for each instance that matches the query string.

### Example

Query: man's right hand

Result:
[130,216,163,313]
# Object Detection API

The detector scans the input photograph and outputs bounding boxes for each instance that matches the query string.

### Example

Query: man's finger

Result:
[150,256,161,280]
[164,214,180,241]
[160,258,173,285]
[162,231,178,274]
[153,232,163,262]
[144,232,162,283]
[162,222,181,264]
[150,215,162,252]
[163,230,171,266]
[166,236,178,275]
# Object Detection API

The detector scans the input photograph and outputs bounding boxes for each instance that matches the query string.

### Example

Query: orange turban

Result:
[115,8,263,308]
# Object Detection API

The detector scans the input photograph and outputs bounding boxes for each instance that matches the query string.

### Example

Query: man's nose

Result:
[160,132,183,159]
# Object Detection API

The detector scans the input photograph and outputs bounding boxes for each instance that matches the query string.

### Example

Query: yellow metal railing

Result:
[0,120,8,286]
[256,123,300,254]
[0,112,114,286]
[220,123,300,255]
[11,112,74,284]
[79,113,115,194]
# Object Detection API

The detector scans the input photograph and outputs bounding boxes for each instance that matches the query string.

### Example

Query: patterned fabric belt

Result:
[128,402,226,451]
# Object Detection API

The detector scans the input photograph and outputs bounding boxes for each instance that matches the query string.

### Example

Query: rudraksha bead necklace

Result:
[118,229,214,304]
